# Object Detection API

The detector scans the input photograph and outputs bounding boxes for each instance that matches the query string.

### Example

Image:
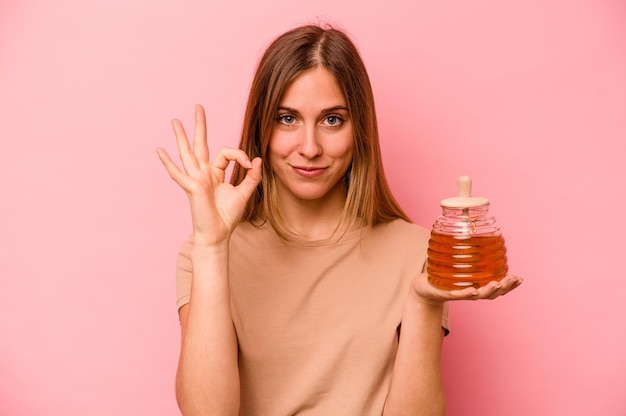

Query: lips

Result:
[292,165,327,178]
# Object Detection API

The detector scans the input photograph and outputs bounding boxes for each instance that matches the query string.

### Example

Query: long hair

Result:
[230,24,410,238]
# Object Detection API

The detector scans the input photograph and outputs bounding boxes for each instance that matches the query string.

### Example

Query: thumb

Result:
[235,157,263,200]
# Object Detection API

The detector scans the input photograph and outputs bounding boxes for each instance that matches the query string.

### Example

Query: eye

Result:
[323,115,344,127]
[277,114,296,125]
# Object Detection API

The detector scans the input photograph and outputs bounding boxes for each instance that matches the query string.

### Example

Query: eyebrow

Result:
[277,105,349,114]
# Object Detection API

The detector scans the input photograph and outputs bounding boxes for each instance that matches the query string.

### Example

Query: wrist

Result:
[192,231,230,249]
[189,239,230,289]
[191,238,229,258]
[410,273,447,308]
[407,291,445,313]
[401,287,447,341]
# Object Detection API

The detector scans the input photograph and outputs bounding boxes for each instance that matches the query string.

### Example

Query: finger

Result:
[485,275,523,299]
[510,278,523,291]
[212,147,253,171]
[172,118,199,172]
[156,147,192,190]
[438,285,479,301]
[500,275,524,296]
[484,281,505,300]
[156,147,179,176]
[445,282,497,300]
[235,157,263,199]
[193,104,210,166]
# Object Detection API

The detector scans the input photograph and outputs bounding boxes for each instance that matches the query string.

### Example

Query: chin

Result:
[288,186,334,201]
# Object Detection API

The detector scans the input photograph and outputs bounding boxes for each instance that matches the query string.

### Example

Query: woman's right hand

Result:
[157,104,262,246]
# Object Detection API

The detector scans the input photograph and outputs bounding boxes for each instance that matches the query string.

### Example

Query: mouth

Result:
[292,165,327,178]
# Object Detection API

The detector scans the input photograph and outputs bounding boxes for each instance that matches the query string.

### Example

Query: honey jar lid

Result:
[440,175,489,208]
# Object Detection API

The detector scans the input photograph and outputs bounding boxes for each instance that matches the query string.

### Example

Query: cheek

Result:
[332,127,354,157]
[267,138,289,174]
[327,137,354,160]
[268,133,292,158]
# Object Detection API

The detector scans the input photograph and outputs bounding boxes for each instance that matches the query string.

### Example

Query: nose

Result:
[297,125,322,158]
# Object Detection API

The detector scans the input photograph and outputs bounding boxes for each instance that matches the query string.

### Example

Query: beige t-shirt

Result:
[176,219,449,415]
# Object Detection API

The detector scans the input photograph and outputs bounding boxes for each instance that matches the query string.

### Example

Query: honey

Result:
[426,176,509,290]
[427,232,508,290]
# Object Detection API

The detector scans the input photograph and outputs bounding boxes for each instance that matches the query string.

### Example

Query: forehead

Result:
[279,67,346,109]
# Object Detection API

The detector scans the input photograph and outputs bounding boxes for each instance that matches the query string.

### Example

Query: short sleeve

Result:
[441,302,450,336]
[176,235,194,312]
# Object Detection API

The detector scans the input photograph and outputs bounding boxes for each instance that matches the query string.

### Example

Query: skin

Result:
[157,69,523,415]
[268,67,354,239]
[157,105,262,415]
[383,274,523,416]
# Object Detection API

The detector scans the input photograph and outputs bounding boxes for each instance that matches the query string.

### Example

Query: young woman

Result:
[157,24,522,416]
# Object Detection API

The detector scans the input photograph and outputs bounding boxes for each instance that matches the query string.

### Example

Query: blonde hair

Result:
[231,24,410,238]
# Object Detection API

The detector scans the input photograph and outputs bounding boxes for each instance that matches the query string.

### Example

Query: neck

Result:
[277,187,349,241]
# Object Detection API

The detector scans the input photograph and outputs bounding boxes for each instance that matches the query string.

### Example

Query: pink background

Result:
[1,0,624,415]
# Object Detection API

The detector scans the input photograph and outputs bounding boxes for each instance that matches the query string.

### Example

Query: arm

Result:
[176,242,239,415]
[383,273,523,415]
[158,105,262,415]
[383,294,446,416]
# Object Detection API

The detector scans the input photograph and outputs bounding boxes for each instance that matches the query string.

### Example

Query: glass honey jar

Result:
[427,176,508,290]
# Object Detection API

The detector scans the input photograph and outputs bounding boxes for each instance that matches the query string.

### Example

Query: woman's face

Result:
[269,67,354,207]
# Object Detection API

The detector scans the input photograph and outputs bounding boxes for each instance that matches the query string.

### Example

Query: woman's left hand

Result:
[412,273,523,306]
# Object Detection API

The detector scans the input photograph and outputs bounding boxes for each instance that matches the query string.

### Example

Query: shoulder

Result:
[359,219,430,264]
[357,219,430,281]
[371,219,430,244]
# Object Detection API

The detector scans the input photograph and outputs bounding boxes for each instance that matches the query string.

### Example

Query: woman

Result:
[157,24,522,416]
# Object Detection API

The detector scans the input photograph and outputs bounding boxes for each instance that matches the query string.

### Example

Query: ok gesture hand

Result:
[157,105,262,246]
